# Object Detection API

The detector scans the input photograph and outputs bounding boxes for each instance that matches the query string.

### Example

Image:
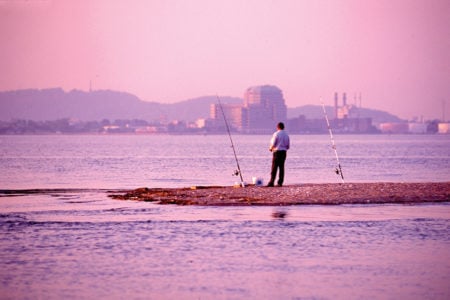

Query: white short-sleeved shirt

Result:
[270,130,290,151]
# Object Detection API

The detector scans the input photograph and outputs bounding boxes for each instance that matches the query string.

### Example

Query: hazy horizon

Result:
[1,0,449,120]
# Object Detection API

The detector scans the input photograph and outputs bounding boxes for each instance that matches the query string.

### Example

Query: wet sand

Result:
[110,182,450,206]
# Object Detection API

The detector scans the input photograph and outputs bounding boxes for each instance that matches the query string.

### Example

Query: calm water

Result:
[0,192,449,299]
[0,134,449,299]
[0,134,449,188]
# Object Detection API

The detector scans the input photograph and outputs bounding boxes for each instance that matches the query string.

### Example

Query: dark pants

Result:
[268,150,287,186]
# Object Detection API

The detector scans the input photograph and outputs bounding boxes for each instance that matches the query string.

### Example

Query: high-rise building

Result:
[209,85,287,133]
[243,85,287,133]
[210,103,245,132]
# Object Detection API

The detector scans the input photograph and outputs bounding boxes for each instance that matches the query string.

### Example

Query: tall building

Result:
[243,85,287,133]
[209,85,287,133]
[210,103,245,132]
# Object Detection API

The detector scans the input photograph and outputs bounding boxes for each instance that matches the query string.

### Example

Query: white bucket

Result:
[252,177,263,186]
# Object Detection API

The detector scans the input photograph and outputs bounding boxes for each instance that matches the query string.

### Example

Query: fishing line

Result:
[217,95,245,187]
[321,100,345,183]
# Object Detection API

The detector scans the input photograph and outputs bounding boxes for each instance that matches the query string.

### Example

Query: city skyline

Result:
[1,0,449,120]
[211,85,288,133]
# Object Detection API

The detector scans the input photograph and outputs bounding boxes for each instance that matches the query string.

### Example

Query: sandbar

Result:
[109,182,450,206]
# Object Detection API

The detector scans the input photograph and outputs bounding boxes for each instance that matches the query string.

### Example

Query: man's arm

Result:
[269,133,277,152]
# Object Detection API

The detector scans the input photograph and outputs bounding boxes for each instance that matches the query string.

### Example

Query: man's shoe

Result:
[266,183,274,187]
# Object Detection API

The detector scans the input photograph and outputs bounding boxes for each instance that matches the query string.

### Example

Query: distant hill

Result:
[0,88,158,121]
[0,88,403,124]
[0,88,241,122]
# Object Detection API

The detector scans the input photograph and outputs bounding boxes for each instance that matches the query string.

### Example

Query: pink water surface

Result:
[0,191,449,299]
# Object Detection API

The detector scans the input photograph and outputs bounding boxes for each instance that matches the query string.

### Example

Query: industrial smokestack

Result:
[343,93,347,106]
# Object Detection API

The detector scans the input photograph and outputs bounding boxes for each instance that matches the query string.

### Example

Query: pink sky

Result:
[1,0,449,120]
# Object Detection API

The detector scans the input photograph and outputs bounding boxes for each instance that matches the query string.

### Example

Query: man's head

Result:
[277,122,285,130]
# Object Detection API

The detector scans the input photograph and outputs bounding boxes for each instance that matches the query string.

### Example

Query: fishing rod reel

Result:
[232,169,245,187]
[334,167,340,175]
[334,164,345,182]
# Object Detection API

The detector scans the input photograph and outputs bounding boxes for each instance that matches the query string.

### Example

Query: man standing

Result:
[267,122,290,187]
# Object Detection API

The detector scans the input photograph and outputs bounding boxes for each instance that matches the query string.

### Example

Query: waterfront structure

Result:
[408,123,427,134]
[210,85,287,133]
[243,85,287,133]
[210,103,245,132]
[438,123,450,134]
[379,122,409,134]
[207,88,387,134]
[334,92,359,119]
[330,92,375,133]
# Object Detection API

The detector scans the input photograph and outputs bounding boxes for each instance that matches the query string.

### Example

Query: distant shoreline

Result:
[0,132,447,136]
[109,182,450,206]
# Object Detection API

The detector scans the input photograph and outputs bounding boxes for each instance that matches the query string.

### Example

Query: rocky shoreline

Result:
[109,182,450,206]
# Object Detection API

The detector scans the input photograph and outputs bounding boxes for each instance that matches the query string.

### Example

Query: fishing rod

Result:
[321,100,345,183]
[216,95,245,187]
